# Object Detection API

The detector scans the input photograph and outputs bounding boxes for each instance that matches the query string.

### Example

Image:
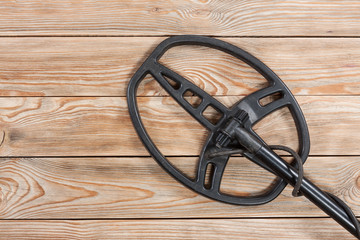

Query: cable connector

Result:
[215,110,249,149]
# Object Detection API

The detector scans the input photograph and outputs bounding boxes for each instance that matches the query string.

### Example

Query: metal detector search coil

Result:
[127,35,360,238]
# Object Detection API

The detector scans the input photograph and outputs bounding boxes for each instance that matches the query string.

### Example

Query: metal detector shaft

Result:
[234,127,360,239]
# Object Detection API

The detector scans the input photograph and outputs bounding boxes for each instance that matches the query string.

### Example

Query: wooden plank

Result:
[0,156,359,219]
[0,96,359,156]
[1,37,360,96]
[0,1,359,36]
[0,219,354,239]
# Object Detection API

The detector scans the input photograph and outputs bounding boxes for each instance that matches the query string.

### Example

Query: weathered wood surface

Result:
[1,1,360,239]
[0,219,354,239]
[0,1,360,36]
[0,96,358,156]
[0,156,359,219]
[0,37,360,96]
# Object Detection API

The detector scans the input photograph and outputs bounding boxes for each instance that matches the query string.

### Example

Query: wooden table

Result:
[0,1,359,239]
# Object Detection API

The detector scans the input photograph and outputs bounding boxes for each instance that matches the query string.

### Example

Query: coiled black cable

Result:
[270,145,360,237]
[211,144,360,237]
[269,145,303,197]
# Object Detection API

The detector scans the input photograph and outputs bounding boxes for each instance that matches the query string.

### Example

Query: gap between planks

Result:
[1,35,360,38]
[0,216,346,221]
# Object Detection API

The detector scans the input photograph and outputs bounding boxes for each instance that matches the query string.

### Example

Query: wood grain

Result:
[0,96,358,157]
[0,1,359,36]
[0,37,360,96]
[1,1,359,238]
[0,156,359,219]
[0,218,355,239]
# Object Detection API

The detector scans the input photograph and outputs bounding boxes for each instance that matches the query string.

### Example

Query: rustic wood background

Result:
[0,1,360,239]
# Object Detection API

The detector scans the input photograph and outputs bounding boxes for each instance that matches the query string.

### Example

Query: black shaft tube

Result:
[234,127,359,239]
